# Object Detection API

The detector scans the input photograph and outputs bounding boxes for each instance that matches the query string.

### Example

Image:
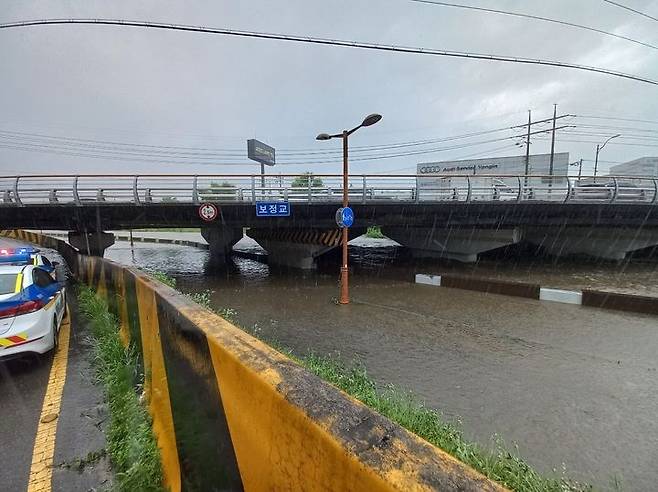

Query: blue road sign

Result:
[336,207,354,228]
[256,201,290,217]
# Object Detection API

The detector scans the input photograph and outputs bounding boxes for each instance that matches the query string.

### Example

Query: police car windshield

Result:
[0,273,17,295]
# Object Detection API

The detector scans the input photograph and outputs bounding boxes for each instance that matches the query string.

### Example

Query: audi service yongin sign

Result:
[417,152,569,189]
[247,139,276,166]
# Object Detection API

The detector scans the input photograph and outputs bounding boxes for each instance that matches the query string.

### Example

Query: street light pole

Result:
[340,130,349,305]
[594,134,621,178]
[317,113,382,305]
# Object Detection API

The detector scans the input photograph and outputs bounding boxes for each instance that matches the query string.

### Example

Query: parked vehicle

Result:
[0,263,67,360]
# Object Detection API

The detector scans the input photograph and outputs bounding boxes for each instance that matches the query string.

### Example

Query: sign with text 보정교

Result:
[247,139,276,167]
[335,207,354,228]
[256,201,290,217]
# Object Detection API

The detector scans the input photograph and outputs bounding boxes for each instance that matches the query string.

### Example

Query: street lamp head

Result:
[361,113,382,127]
[316,133,332,141]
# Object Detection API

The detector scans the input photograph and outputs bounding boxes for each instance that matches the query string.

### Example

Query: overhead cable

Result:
[410,0,658,50]
[0,19,656,85]
[602,0,658,22]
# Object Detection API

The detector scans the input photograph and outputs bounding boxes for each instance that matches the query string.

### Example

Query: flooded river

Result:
[105,239,658,490]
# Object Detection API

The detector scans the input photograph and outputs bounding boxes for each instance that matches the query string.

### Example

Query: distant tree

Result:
[200,181,237,201]
[291,172,323,188]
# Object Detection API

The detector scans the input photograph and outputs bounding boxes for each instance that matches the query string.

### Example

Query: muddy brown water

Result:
[106,240,658,491]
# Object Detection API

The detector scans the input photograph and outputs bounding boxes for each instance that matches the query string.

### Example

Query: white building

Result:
[417,152,569,177]
[609,157,658,177]
[417,153,569,199]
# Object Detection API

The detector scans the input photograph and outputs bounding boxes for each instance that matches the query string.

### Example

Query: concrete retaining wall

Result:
[416,271,658,315]
[582,290,658,315]
[439,274,540,299]
[2,229,502,492]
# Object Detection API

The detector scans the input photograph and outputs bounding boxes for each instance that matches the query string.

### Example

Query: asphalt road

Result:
[0,300,111,492]
[0,241,111,492]
[0,351,52,491]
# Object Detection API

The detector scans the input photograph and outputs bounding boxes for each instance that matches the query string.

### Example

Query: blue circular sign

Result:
[336,207,354,228]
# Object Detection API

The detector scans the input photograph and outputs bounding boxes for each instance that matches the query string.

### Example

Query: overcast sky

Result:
[1,0,657,177]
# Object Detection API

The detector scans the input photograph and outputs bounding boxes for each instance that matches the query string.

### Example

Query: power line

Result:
[0,19,656,85]
[534,136,658,147]
[410,0,658,50]
[0,125,516,157]
[574,115,658,126]
[603,0,658,22]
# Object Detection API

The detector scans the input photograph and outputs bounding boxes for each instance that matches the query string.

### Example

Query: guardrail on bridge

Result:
[1,174,657,205]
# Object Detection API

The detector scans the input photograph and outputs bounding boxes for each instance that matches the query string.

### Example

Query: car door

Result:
[32,268,65,324]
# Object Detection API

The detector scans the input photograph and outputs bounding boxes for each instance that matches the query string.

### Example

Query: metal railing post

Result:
[610,177,619,203]
[307,175,312,202]
[192,175,199,204]
[13,177,22,206]
[133,176,141,205]
[466,176,472,203]
[251,176,256,203]
[73,176,81,205]
[564,177,572,203]
[362,176,367,204]
[652,178,658,204]
[414,176,420,203]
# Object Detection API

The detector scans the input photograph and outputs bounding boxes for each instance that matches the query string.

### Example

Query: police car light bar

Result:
[0,247,37,263]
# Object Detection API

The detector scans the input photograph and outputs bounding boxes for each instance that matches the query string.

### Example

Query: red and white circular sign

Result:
[198,203,218,222]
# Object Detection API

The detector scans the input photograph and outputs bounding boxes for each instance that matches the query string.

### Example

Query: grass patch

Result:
[365,225,385,239]
[146,271,590,491]
[78,286,164,492]
[301,355,589,492]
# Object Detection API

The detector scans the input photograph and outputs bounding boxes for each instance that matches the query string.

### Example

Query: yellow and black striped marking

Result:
[247,228,342,246]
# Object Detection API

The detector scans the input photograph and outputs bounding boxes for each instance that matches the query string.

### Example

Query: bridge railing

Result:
[1,174,656,206]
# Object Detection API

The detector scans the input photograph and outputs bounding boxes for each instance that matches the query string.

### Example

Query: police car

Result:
[0,248,67,360]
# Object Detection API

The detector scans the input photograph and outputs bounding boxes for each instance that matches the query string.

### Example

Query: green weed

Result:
[365,225,385,239]
[78,286,165,492]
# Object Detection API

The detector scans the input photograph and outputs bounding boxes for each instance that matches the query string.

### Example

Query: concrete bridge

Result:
[2,173,658,266]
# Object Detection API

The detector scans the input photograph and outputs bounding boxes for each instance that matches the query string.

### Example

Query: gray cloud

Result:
[1,0,657,176]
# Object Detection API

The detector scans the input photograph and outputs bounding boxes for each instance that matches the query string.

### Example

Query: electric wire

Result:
[0,125,516,156]
[602,0,658,22]
[410,0,658,50]
[0,19,656,85]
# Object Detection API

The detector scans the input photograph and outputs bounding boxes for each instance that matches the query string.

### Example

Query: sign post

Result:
[247,139,276,191]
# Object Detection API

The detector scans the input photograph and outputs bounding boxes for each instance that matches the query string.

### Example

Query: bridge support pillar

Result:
[247,229,342,269]
[201,226,243,264]
[384,227,522,263]
[68,231,115,257]
[525,227,658,260]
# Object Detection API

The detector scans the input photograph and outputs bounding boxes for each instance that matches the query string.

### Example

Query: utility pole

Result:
[549,104,557,177]
[524,110,531,176]
[524,109,531,196]
[577,158,583,180]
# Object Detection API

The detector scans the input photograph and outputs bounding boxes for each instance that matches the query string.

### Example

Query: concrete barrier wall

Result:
[582,289,658,315]
[439,274,541,299]
[1,230,502,492]
[416,271,658,315]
